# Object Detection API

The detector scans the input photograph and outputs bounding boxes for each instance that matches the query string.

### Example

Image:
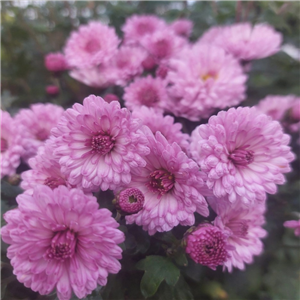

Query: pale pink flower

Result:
[121,14,167,45]
[44,52,68,72]
[14,103,64,163]
[124,127,209,235]
[123,75,169,112]
[190,107,295,204]
[1,110,23,178]
[131,106,190,153]
[1,185,125,300]
[197,26,224,45]
[284,220,300,236]
[64,21,119,69]
[210,196,267,272]
[166,44,247,121]
[170,19,193,37]
[51,95,150,192]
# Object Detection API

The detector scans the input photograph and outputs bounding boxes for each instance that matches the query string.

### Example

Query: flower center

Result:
[229,147,254,166]
[227,220,249,238]
[44,176,66,190]
[148,169,175,197]
[154,40,170,59]
[91,133,114,155]
[137,23,154,35]
[139,87,159,106]
[85,40,101,53]
[35,128,49,141]
[201,72,218,82]
[1,138,8,152]
[44,230,76,261]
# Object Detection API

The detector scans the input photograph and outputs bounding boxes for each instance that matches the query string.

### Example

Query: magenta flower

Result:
[104,93,119,103]
[185,223,230,270]
[115,188,145,215]
[210,196,267,272]
[1,110,23,178]
[64,21,119,69]
[1,185,125,300]
[46,85,59,95]
[131,106,190,153]
[44,52,68,72]
[170,19,193,37]
[190,107,295,203]
[14,103,64,163]
[51,95,149,192]
[284,220,300,236]
[124,75,169,112]
[166,44,247,121]
[124,127,209,235]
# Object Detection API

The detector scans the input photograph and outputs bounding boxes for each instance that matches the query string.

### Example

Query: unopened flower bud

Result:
[115,188,145,215]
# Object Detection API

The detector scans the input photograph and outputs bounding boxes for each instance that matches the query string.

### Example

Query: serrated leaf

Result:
[136,255,180,298]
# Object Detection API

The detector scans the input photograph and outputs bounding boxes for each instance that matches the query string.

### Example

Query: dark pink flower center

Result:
[1,138,8,152]
[139,87,159,106]
[91,133,115,155]
[148,169,175,196]
[137,23,154,35]
[45,230,76,261]
[85,40,101,53]
[44,176,66,189]
[117,188,145,214]
[35,128,49,141]
[227,220,249,238]
[229,147,254,166]
[154,40,170,59]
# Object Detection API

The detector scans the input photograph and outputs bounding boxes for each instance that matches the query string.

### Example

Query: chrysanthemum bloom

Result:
[170,19,193,37]
[284,220,300,236]
[123,127,209,235]
[64,21,119,69]
[123,75,169,112]
[131,106,190,153]
[1,110,23,178]
[142,55,156,70]
[210,196,267,272]
[140,28,186,62]
[104,94,119,103]
[44,52,68,72]
[166,44,247,121]
[51,95,150,192]
[21,138,71,192]
[109,45,147,86]
[46,85,59,95]
[197,26,224,45]
[14,103,64,163]
[115,187,145,215]
[199,23,282,61]
[1,185,125,300]
[184,223,230,270]
[190,107,295,203]
[121,14,167,45]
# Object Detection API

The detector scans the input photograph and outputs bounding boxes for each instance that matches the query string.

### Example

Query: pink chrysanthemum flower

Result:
[210,196,267,272]
[14,103,64,163]
[131,106,190,153]
[284,220,300,236]
[197,26,224,45]
[1,110,23,178]
[200,23,282,61]
[109,45,147,86]
[123,75,169,112]
[1,185,125,300]
[185,223,230,270]
[104,94,119,103]
[123,127,209,235]
[170,19,193,37]
[44,52,68,72]
[166,44,247,121]
[190,107,295,203]
[21,138,71,192]
[51,95,150,192]
[64,21,119,69]
[46,85,59,95]
[121,14,167,45]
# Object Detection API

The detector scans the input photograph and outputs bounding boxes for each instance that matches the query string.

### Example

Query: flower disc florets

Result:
[52,95,150,192]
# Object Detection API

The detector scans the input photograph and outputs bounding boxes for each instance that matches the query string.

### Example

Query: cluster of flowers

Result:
[1,14,299,300]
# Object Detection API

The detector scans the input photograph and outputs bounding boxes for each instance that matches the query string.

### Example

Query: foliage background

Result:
[1,1,300,300]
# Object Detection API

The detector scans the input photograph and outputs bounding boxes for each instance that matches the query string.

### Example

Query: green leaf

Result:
[136,255,180,298]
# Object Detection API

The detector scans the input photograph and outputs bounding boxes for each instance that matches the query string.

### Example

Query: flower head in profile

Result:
[14,103,64,163]
[44,52,68,72]
[124,127,209,235]
[52,95,150,192]
[166,44,247,121]
[284,219,300,236]
[124,75,169,112]
[64,21,119,69]
[1,185,125,300]
[190,107,295,203]
[1,110,23,178]
[185,223,230,270]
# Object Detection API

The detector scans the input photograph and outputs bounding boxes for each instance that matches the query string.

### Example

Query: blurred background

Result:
[1,1,300,300]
